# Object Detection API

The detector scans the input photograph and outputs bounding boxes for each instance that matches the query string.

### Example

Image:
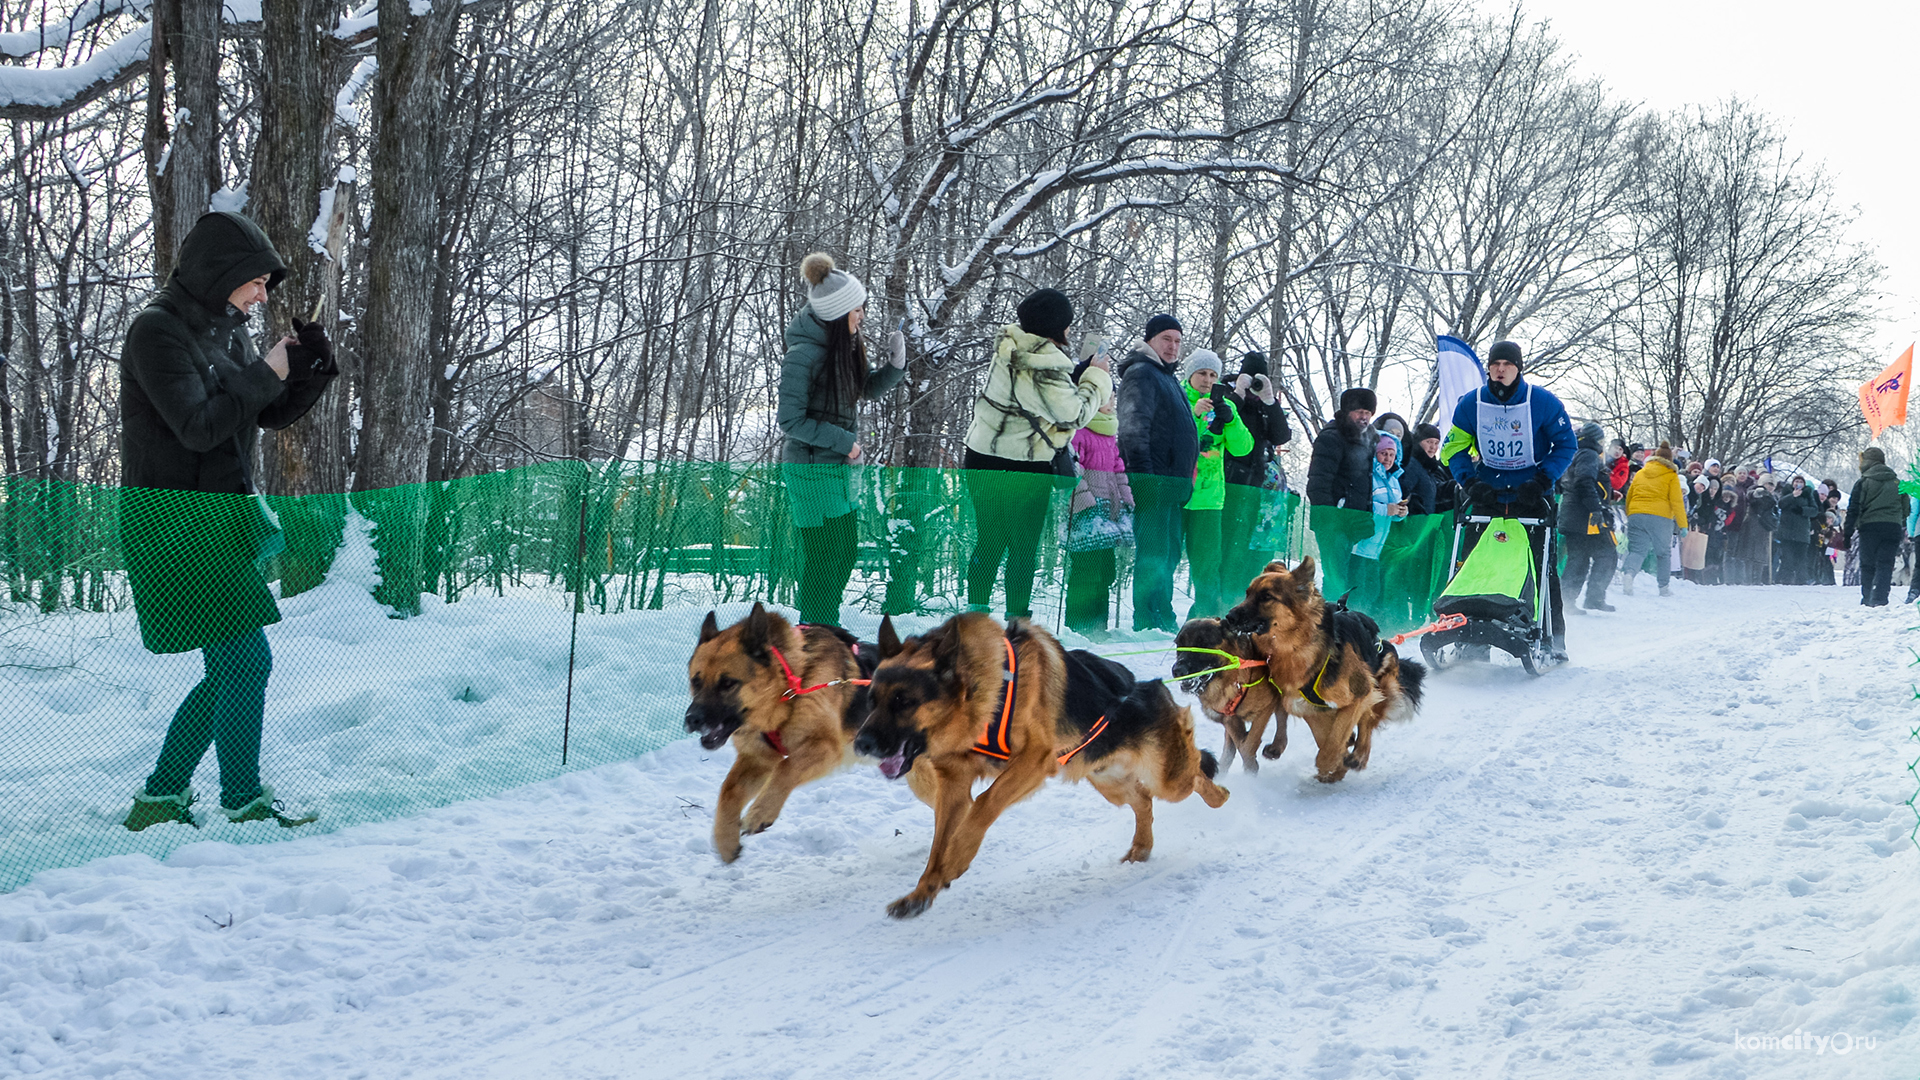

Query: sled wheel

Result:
[1420,633,1458,670]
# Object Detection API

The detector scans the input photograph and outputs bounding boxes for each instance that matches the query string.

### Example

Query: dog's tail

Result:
[1398,656,1426,711]
[1198,748,1219,780]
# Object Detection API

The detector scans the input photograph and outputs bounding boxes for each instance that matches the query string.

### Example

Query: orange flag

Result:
[1860,345,1913,439]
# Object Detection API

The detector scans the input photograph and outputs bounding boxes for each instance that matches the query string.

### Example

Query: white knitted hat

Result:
[1183,349,1222,380]
[801,253,867,323]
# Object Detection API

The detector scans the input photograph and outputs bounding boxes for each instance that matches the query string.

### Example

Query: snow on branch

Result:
[1002,197,1183,260]
[0,0,149,59]
[0,28,148,121]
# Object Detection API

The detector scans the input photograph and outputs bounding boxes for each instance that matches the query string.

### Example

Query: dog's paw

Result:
[887,892,935,919]
[1239,756,1260,776]
[715,839,743,863]
[1261,739,1287,760]
[1121,844,1153,863]
[1343,751,1362,770]
[1316,768,1348,784]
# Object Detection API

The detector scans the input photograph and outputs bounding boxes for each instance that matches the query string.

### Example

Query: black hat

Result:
[172,211,288,312]
[1338,387,1377,414]
[1238,351,1270,377]
[1487,340,1524,369]
[1017,288,1074,341]
[1412,422,1441,443]
[1577,421,1604,446]
[1144,313,1182,342]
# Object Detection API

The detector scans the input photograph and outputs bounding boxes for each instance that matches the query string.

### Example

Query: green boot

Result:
[124,790,199,832]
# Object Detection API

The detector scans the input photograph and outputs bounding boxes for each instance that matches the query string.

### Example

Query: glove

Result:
[1467,482,1496,507]
[1233,373,1253,394]
[288,317,338,378]
[1517,480,1544,504]
[887,328,906,369]
[1207,392,1231,435]
[1254,374,1277,405]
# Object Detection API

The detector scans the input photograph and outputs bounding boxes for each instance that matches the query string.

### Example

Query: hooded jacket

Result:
[1844,458,1910,535]
[777,309,906,464]
[965,325,1112,462]
[1115,349,1199,483]
[1775,484,1820,544]
[1407,440,1453,514]
[118,212,334,654]
[1554,435,1608,535]
[1624,455,1689,531]
[1183,382,1253,511]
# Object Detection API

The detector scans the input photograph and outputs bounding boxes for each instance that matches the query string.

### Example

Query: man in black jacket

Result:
[1305,387,1378,599]
[119,211,338,832]
[1220,351,1292,593]
[1556,422,1616,611]
[1407,422,1453,515]
[1116,313,1198,631]
[1774,475,1820,584]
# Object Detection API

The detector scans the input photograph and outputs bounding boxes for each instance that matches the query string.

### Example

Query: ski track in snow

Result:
[1,585,1917,1078]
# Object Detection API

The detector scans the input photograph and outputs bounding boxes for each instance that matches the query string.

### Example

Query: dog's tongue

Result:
[878,750,908,780]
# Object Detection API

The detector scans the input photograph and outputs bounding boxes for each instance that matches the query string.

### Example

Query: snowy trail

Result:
[2,585,1917,1078]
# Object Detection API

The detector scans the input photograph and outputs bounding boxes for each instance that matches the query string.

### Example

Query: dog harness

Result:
[970,638,1020,760]
[763,640,872,759]
[1295,649,1339,711]
[1221,673,1270,716]
[1055,715,1108,767]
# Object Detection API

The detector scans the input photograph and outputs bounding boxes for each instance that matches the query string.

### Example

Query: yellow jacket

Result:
[1625,456,1688,531]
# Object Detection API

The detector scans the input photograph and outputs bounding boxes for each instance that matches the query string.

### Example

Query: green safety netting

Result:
[0,463,1358,891]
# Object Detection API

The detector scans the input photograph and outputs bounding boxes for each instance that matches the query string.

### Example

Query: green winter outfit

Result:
[1180,383,1252,620]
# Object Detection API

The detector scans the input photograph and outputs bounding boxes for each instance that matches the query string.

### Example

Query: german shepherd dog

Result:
[854,613,1229,919]
[1221,557,1425,784]
[684,603,877,862]
[1173,617,1287,774]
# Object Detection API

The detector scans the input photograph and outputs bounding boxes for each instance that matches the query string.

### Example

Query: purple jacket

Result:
[1071,423,1133,517]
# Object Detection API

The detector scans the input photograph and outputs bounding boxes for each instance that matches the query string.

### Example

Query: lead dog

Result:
[1221,557,1425,783]
[683,603,876,862]
[1173,617,1286,773]
[854,613,1228,919]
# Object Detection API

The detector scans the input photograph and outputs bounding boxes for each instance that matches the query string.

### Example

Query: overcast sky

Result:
[1486,0,1920,364]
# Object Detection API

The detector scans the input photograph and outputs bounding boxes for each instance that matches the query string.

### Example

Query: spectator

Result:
[1736,473,1780,584]
[1407,422,1452,514]
[1557,422,1617,611]
[1306,387,1379,599]
[1843,446,1910,607]
[1705,485,1739,585]
[1622,442,1687,596]
[1906,494,1920,605]
[118,211,338,831]
[1063,356,1131,636]
[1117,314,1198,632]
[963,287,1111,621]
[779,253,906,626]
[1180,350,1254,620]
[1776,475,1820,585]
[1352,431,1409,624]
[1681,474,1713,582]
[1220,351,1291,595]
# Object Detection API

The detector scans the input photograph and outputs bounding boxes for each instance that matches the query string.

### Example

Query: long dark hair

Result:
[814,313,867,415]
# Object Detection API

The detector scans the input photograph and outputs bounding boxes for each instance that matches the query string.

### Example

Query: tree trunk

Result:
[144,0,221,281]
[355,0,461,614]
[253,0,348,497]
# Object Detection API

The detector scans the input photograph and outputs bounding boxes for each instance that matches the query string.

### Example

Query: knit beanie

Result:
[1654,441,1673,461]
[1376,434,1398,454]
[1338,387,1377,414]
[1862,446,1888,467]
[1412,422,1441,443]
[1239,351,1270,377]
[1487,339,1524,371]
[801,253,866,323]
[1144,313,1182,342]
[1576,421,1604,446]
[1183,349,1222,381]
[1016,288,1074,341]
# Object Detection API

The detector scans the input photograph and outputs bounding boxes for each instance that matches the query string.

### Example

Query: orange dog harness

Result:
[970,638,1019,760]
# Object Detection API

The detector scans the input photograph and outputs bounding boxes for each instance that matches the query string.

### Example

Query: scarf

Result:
[1084,411,1118,438]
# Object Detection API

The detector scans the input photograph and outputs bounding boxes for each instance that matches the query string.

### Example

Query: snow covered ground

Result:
[2,581,1917,1078]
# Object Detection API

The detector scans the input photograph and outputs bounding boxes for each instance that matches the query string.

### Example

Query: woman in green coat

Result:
[1180,350,1252,620]
[777,253,905,625]
[119,212,337,831]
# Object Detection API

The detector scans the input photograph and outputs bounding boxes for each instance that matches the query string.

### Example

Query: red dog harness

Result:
[761,641,870,759]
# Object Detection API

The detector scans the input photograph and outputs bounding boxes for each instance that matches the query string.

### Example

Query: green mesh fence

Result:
[0,462,1470,892]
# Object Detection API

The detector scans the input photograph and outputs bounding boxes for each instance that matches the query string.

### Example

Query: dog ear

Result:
[741,601,771,656]
[698,610,720,645]
[1293,555,1316,583]
[1262,560,1288,575]
[878,615,902,659]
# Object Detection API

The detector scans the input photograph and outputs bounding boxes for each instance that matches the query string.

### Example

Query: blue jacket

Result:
[1116,349,1199,483]
[1441,378,1576,491]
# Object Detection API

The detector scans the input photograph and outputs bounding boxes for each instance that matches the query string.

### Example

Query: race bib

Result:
[1476,395,1535,471]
